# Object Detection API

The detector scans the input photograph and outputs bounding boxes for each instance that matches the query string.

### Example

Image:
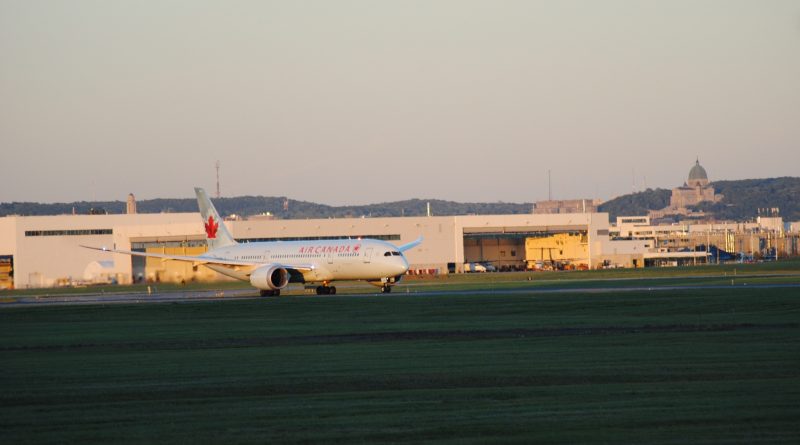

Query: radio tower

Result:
[215,160,221,198]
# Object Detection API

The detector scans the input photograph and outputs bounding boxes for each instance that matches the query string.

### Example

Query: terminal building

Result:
[1,208,796,289]
[1,164,797,289]
[1,211,657,289]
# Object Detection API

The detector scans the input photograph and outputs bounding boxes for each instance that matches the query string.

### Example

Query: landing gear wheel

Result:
[381,285,392,294]
[259,289,280,297]
[316,286,333,295]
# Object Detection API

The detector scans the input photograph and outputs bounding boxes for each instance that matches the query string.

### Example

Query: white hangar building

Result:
[0,212,651,289]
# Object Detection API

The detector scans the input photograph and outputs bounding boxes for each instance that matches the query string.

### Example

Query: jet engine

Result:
[249,265,290,291]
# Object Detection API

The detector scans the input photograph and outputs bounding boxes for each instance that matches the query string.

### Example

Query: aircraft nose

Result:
[395,256,409,275]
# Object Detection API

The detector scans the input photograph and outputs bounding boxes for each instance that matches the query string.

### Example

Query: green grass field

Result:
[1,269,799,443]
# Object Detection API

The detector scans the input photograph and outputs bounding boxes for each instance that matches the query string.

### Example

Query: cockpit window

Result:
[383,251,402,256]
[392,251,401,256]
[384,251,392,256]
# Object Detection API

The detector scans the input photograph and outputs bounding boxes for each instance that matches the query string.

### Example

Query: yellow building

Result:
[525,233,589,269]
[0,256,12,289]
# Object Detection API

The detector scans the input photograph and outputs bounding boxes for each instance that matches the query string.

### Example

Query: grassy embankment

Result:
[1,282,799,443]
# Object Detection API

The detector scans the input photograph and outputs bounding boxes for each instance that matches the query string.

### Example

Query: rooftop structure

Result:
[126,193,137,215]
[533,199,601,215]
[687,159,709,187]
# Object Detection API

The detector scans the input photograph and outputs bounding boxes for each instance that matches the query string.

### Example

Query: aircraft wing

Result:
[397,236,423,252]
[80,245,315,271]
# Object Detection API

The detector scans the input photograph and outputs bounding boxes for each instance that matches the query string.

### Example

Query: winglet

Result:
[397,236,423,252]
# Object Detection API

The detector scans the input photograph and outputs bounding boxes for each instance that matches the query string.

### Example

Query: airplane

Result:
[84,188,422,296]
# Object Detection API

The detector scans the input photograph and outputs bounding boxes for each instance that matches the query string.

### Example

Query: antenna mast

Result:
[215,160,221,198]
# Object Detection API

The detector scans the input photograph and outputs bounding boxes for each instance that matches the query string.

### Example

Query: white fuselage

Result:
[204,238,409,284]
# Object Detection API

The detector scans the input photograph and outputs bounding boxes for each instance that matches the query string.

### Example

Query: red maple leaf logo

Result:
[204,216,218,239]
[353,244,361,253]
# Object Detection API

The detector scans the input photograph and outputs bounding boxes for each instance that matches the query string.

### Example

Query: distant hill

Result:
[0,196,533,219]
[596,189,672,220]
[599,177,800,221]
[5,177,797,222]
[694,177,800,221]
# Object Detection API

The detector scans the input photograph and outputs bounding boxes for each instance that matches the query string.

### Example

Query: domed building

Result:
[667,159,722,211]
[687,160,709,188]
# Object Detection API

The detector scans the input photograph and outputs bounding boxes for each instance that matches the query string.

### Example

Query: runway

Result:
[0,288,257,307]
[2,280,799,308]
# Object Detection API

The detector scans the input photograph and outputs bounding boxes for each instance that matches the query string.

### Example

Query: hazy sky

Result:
[1,1,798,205]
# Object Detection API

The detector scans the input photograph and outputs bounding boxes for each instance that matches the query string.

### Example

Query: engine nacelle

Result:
[249,265,290,290]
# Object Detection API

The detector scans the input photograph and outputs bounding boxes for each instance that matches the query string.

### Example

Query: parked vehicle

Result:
[464,263,487,273]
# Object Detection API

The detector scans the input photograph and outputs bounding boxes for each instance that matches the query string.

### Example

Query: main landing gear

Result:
[316,285,337,295]
[259,289,281,297]
[381,285,392,294]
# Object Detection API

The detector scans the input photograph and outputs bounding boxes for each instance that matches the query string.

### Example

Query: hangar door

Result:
[462,233,528,272]
[463,228,590,272]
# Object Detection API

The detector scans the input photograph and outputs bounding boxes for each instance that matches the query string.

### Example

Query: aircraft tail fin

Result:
[195,187,237,250]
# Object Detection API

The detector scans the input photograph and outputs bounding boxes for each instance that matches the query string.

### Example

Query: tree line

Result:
[0,196,533,219]
[3,177,797,222]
